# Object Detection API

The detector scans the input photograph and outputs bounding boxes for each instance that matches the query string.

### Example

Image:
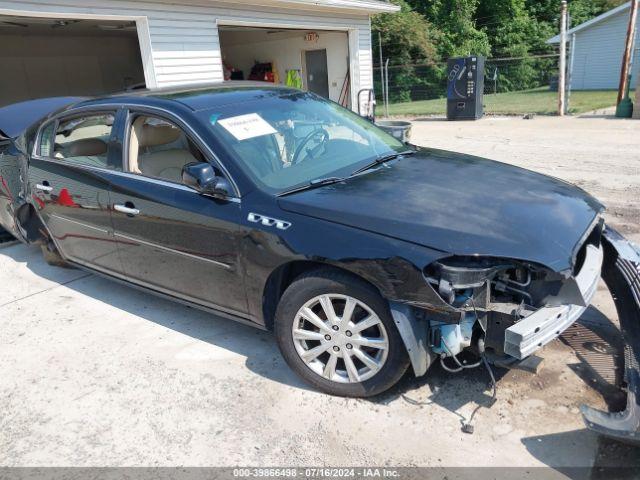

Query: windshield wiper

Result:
[350,150,415,177]
[277,176,346,197]
[276,150,415,197]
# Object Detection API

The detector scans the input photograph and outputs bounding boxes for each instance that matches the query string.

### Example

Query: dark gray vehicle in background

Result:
[0,84,638,443]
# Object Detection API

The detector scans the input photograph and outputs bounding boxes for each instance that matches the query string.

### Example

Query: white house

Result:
[547,1,639,90]
[0,0,398,109]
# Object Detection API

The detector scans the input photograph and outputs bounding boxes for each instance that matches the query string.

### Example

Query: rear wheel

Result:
[274,269,409,397]
[0,226,15,244]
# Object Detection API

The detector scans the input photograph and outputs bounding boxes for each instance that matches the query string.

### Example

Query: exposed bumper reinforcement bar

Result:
[504,244,603,360]
[581,227,640,444]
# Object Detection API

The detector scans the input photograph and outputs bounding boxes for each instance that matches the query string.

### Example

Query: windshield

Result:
[199,91,405,194]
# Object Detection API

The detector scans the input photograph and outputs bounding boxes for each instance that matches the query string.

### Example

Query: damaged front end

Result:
[391,223,640,444]
[418,222,604,366]
[581,227,640,444]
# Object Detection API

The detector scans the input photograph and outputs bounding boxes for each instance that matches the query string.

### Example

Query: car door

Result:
[109,110,250,318]
[28,110,123,274]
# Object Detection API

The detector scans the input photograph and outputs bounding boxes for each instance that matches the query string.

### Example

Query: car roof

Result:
[0,96,87,139]
[76,81,301,112]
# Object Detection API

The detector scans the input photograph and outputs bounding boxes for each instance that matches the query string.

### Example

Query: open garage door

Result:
[0,16,146,107]
[219,26,352,108]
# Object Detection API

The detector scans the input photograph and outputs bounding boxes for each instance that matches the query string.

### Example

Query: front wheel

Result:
[274,269,409,397]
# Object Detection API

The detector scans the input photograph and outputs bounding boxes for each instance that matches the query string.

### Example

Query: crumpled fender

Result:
[581,226,640,444]
[389,301,431,376]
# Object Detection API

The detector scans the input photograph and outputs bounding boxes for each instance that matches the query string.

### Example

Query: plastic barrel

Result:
[375,120,412,143]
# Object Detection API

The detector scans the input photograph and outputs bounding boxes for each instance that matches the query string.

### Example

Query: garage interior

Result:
[0,16,146,107]
[218,26,351,107]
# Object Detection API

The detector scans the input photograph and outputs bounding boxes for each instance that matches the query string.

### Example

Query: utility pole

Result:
[378,32,385,116]
[566,33,576,115]
[616,0,638,117]
[384,58,390,117]
[558,0,568,116]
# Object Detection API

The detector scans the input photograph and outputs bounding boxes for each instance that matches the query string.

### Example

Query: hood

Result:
[0,97,84,139]
[278,148,604,272]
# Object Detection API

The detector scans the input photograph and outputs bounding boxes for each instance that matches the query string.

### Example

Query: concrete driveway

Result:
[1,114,639,469]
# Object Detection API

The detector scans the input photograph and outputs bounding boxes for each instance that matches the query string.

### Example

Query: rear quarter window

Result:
[38,122,56,158]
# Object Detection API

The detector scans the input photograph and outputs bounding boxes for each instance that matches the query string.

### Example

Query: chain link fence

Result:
[372,54,567,117]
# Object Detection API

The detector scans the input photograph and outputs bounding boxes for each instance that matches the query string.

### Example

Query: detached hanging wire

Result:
[437,296,498,434]
[439,355,464,373]
[462,353,498,434]
[438,339,497,434]
[439,340,482,372]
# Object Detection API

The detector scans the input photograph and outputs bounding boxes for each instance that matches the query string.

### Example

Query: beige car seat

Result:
[129,117,198,183]
[54,138,108,168]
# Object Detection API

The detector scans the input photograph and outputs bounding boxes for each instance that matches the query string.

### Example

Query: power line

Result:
[372,53,560,70]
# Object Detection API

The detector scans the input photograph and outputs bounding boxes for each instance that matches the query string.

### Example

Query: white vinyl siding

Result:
[570,8,639,90]
[0,0,375,108]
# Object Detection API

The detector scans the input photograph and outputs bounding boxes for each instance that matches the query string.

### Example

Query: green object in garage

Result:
[286,70,303,89]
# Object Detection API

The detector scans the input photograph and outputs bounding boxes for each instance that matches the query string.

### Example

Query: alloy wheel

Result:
[291,294,389,383]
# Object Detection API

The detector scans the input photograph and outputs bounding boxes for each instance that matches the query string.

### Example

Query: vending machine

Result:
[446,56,485,121]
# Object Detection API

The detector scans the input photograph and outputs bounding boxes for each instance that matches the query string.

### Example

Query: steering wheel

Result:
[292,128,329,165]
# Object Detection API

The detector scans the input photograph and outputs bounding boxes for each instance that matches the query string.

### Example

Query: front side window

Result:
[40,113,115,169]
[199,91,405,194]
[127,115,206,184]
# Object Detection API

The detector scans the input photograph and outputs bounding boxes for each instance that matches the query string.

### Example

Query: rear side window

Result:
[39,113,117,170]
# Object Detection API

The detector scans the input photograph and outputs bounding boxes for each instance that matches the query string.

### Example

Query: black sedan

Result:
[0,84,638,441]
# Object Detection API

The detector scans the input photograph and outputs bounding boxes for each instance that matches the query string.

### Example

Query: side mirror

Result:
[182,162,232,198]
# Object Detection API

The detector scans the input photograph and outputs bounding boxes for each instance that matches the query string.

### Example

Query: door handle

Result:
[114,204,140,216]
[36,183,53,193]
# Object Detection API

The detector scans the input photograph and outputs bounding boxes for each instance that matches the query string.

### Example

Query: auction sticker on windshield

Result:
[219,113,277,141]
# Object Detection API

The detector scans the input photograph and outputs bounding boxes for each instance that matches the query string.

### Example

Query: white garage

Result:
[0,0,398,110]
[0,17,146,107]
[219,27,351,106]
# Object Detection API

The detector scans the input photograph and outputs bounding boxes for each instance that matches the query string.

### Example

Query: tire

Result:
[40,242,72,268]
[0,226,14,243]
[274,268,410,397]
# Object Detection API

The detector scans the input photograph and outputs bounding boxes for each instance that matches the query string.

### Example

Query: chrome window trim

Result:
[27,155,240,203]
[33,118,55,159]
[35,120,57,159]
[114,231,232,270]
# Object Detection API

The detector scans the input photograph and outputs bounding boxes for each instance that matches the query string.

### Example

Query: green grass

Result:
[385,87,628,117]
